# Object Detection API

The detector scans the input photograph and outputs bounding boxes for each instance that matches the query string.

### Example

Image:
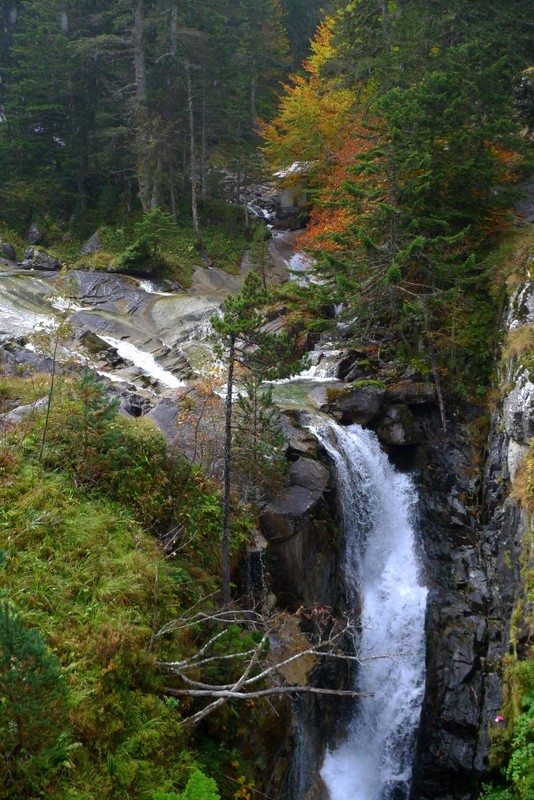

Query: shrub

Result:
[115,234,166,276]
[0,603,70,796]
[36,371,171,527]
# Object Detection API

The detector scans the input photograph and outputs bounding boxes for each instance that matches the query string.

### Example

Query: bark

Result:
[201,65,208,199]
[221,336,235,606]
[250,69,256,128]
[170,2,178,57]
[133,0,153,211]
[185,59,201,241]
[170,169,178,222]
[165,685,368,700]
[133,0,148,103]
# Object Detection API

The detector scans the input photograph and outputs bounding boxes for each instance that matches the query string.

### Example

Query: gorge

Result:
[1,213,533,800]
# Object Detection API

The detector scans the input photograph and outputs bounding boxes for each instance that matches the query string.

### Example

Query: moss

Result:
[326,379,386,404]
[352,378,386,389]
[0,221,26,255]
[76,251,118,271]
[502,324,534,374]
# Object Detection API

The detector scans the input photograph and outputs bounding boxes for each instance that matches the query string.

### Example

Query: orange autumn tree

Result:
[259,18,360,195]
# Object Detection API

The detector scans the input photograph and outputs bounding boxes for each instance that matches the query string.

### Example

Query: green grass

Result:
[0,465,193,798]
[0,372,236,799]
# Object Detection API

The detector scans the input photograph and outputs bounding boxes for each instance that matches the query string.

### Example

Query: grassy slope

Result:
[0,376,228,799]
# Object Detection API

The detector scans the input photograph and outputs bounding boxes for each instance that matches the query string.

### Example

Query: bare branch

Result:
[165,685,372,700]
[154,603,409,727]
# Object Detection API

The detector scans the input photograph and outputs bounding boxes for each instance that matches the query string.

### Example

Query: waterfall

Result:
[310,420,428,800]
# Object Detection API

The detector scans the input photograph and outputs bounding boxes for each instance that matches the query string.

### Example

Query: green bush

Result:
[115,234,166,276]
[35,371,171,527]
[151,769,220,800]
[505,690,534,797]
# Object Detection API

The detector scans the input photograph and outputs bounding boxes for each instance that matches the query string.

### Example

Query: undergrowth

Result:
[0,366,251,799]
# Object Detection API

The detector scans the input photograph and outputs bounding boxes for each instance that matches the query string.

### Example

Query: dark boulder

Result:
[280,411,319,459]
[289,457,330,493]
[261,452,337,610]
[79,230,103,257]
[385,380,436,405]
[20,246,61,271]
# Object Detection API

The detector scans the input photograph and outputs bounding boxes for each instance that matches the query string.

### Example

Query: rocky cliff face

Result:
[411,281,534,800]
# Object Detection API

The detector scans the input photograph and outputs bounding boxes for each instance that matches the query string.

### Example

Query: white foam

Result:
[98,335,186,388]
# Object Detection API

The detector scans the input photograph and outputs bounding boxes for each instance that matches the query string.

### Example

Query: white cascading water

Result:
[310,420,428,800]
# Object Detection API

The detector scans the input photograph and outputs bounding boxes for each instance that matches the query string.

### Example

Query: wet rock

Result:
[260,468,338,610]
[411,418,494,799]
[507,439,530,481]
[0,397,47,425]
[261,485,325,543]
[147,392,224,476]
[151,346,195,380]
[307,383,339,413]
[120,392,152,417]
[336,349,361,380]
[341,362,367,382]
[414,277,534,800]
[0,342,54,374]
[502,369,534,443]
[506,281,534,328]
[289,457,330,494]
[146,397,183,443]
[280,411,318,459]
[268,616,317,685]
[20,246,61,271]
[79,330,113,354]
[376,403,424,446]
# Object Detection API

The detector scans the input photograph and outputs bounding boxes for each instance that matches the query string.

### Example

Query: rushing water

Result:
[310,420,428,800]
[98,335,186,389]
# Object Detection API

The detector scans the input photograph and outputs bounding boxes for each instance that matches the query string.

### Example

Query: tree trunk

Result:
[221,336,235,606]
[185,59,201,242]
[201,65,208,199]
[133,0,152,211]
[170,168,178,222]
[250,68,256,128]
[170,2,178,57]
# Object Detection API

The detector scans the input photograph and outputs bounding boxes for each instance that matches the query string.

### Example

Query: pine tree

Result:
[233,378,287,504]
[0,603,69,795]
[211,271,297,604]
